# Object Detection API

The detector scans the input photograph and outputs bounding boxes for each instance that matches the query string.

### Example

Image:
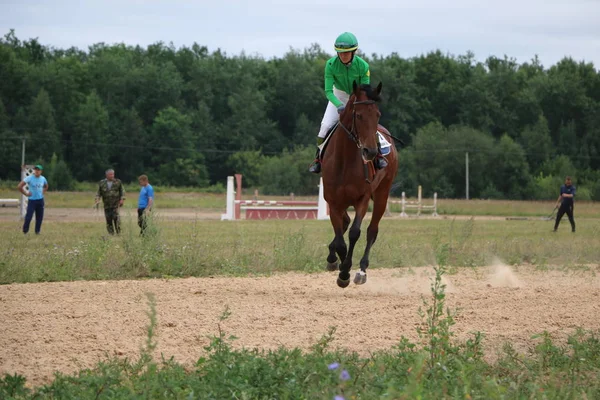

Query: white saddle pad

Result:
[378,131,392,148]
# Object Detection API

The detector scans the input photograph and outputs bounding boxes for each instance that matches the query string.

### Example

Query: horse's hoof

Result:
[354,271,367,285]
[337,277,350,288]
[326,262,338,272]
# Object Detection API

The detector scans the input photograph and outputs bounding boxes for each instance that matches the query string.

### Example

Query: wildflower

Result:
[340,370,351,381]
[328,362,340,370]
[334,396,345,400]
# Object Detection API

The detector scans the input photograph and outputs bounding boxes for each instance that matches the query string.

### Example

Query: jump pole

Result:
[221,175,329,221]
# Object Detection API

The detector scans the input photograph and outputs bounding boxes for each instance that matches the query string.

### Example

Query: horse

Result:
[321,81,398,288]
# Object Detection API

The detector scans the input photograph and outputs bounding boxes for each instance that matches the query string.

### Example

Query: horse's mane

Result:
[358,84,381,102]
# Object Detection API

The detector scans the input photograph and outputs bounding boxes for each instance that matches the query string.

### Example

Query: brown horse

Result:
[321,82,398,288]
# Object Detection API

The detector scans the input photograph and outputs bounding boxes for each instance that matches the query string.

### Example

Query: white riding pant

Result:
[317,88,350,138]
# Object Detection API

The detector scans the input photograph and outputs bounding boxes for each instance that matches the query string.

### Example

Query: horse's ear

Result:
[376,81,383,95]
[352,80,358,94]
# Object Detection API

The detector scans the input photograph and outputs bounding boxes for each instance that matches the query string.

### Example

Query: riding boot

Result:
[309,147,322,173]
[374,146,388,169]
[308,137,325,174]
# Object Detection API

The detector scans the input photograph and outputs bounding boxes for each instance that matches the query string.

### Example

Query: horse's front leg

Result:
[338,199,369,288]
[355,192,388,285]
[326,211,351,271]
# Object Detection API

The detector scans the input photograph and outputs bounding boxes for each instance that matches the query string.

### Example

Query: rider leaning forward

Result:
[309,32,388,173]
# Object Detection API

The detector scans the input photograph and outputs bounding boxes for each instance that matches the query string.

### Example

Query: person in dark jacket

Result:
[95,169,126,234]
[553,176,576,232]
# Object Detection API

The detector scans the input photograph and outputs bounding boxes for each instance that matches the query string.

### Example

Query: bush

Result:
[46,153,75,191]
[259,146,319,195]
[530,173,562,200]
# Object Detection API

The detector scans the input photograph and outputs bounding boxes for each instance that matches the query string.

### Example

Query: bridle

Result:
[337,98,379,183]
[338,99,378,149]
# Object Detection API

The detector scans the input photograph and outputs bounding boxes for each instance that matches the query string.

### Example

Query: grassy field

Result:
[1,188,598,216]
[2,216,600,398]
[1,216,599,284]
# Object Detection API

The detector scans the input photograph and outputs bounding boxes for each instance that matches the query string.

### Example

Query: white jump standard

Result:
[221,174,329,220]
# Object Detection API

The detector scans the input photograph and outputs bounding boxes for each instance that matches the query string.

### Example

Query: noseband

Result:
[338,99,377,149]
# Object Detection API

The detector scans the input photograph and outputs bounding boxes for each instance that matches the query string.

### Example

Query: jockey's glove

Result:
[337,105,345,114]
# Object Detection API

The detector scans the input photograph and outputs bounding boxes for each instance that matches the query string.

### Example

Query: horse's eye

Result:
[356,114,363,120]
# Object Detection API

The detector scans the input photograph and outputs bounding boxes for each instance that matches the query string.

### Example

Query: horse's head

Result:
[340,81,383,162]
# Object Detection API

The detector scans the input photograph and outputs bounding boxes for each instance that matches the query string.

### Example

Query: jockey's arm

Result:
[324,63,343,107]
[360,60,371,85]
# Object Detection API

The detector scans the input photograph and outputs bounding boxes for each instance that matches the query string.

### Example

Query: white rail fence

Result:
[387,185,439,217]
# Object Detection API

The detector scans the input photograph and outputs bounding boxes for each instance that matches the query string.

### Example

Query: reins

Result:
[337,99,378,183]
[337,99,376,149]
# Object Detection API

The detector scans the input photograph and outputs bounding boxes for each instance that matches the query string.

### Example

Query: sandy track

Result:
[1,265,599,387]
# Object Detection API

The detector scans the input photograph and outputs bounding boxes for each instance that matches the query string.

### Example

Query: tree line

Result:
[0,30,599,199]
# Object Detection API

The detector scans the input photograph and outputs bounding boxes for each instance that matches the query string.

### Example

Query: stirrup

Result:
[375,156,388,169]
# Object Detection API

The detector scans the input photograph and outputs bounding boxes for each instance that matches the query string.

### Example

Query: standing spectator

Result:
[95,169,125,235]
[554,176,576,233]
[17,165,48,235]
[137,175,154,236]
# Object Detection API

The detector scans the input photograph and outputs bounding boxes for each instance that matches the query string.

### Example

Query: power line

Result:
[0,136,284,155]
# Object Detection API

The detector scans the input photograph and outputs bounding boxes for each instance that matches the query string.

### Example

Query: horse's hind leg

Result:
[355,194,387,285]
[327,212,350,271]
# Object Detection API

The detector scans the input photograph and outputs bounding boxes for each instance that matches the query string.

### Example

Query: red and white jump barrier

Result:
[221,174,329,220]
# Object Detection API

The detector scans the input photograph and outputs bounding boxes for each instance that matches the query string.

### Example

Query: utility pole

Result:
[465,152,469,200]
[20,137,26,219]
[21,137,26,167]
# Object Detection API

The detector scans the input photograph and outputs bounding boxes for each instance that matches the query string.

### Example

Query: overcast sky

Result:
[1,0,599,68]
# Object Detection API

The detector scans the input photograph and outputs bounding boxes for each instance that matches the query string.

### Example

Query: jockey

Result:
[309,32,388,174]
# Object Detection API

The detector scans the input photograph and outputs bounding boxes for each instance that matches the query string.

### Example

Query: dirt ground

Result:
[1,264,599,387]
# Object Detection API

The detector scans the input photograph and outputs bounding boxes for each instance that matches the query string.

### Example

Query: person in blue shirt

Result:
[553,176,576,232]
[137,174,154,235]
[17,164,49,234]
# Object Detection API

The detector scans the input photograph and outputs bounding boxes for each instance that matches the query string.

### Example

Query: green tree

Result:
[259,147,319,195]
[108,108,146,182]
[226,150,265,188]
[489,135,531,199]
[292,114,317,147]
[518,114,553,173]
[0,33,33,116]
[156,157,210,187]
[150,107,209,186]
[0,97,8,131]
[46,152,75,190]
[0,99,22,178]
[28,88,61,158]
[72,90,109,181]
[410,123,496,198]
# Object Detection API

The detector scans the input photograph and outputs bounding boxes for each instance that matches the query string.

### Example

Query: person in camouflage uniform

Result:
[95,169,126,234]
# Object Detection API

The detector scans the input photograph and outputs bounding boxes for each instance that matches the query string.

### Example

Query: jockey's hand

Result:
[337,105,345,114]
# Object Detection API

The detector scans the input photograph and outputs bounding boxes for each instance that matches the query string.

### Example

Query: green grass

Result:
[1,216,599,284]
[2,186,597,217]
[2,265,600,399]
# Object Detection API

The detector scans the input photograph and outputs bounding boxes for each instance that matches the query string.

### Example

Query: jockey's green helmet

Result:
[334,32,358,53]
